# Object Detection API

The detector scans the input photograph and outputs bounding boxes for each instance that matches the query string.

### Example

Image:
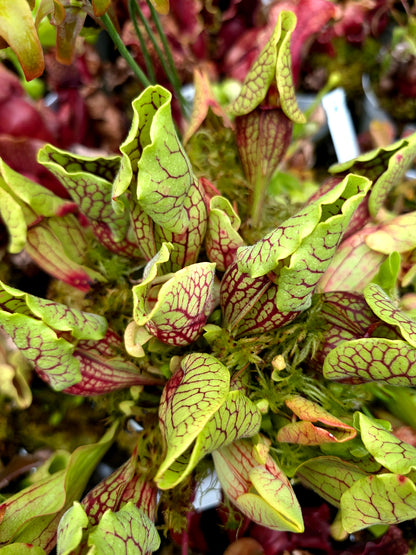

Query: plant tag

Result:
[322,88,360,163]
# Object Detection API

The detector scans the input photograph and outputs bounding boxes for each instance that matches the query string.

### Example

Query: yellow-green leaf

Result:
[0,0,44,80]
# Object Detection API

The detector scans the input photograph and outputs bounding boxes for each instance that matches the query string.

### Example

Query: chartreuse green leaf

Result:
[91,0,112,16]
[358,413,416,475]
[57,450,158,553]
[237,174,368,277]
[228,11,304,225]
[133,244,216,346]
[366,212,416,255]
[367,137,416,217]
[157,389,261,489]
[0,158,76,254]
[239,466,302,531]
[87,503,160,554]
[364,283,416,348]
[323,338,416,385]
[330,133,416,217]
[0,0,44,80]
[0,311,80,391]
[0,545,46,554]
[56,501,88,555]
[156,354,229,484]
[0,280,107,391]
[110,86,207,269]
[0,158,103,289]
[340,474,416,532]
[0,422,118,551]
[297,456,368,507]
[0,158,74,218]
[37,145,129,243]
[205,196,245,271]
[113,86,166,203]
[213,438,304,532]
[276,175,371,311]
[155,353,262,489]
[0,280,107,340]
[371,252,401,296]
[114,85,194,233]
[130,178,207,270]
[0,183,28,254]
[26,217,103,291]
[237,173,371,311]
[229,11,304,123]
[194,390,261,455]
[36,146,143,260]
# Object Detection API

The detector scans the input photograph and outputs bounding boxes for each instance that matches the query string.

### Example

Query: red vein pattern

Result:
[235,108,293,187]
[297,456,368,508]
[323,338,416,385]
[365,283,416,347]
[213,438,303,532]
[221,260,299,336]
[63,329,162,395]
[137,262,216,346]
[158,353,230,467]
[82,447,157,526]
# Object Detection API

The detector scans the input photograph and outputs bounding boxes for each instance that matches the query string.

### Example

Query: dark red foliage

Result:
[0,136,69,198]
[0,97,54,143]
[331,0,391,44]
[0,66,54,142]
[249,505,410,555]
[339,525,409,555]
[249,503,333,555]
[0,62,92,198]
[42,53,93,149]
[170,510,210,553]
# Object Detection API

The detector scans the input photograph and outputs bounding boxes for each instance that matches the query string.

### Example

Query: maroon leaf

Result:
[221,260,298,336]
[62,329,163,395]
[313,291,381,368]
[82,445,157,525]
[235,107,293,189]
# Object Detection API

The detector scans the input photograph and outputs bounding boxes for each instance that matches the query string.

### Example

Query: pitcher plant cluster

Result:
[1,8,416,554]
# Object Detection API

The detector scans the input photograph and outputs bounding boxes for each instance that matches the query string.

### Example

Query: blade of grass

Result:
[128,0,156,83]
[145,0,184,102]
[100,12,151,88]
[133,0,187,115]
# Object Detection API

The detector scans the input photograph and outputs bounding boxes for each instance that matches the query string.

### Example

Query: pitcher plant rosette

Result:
[1,8,416,554]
